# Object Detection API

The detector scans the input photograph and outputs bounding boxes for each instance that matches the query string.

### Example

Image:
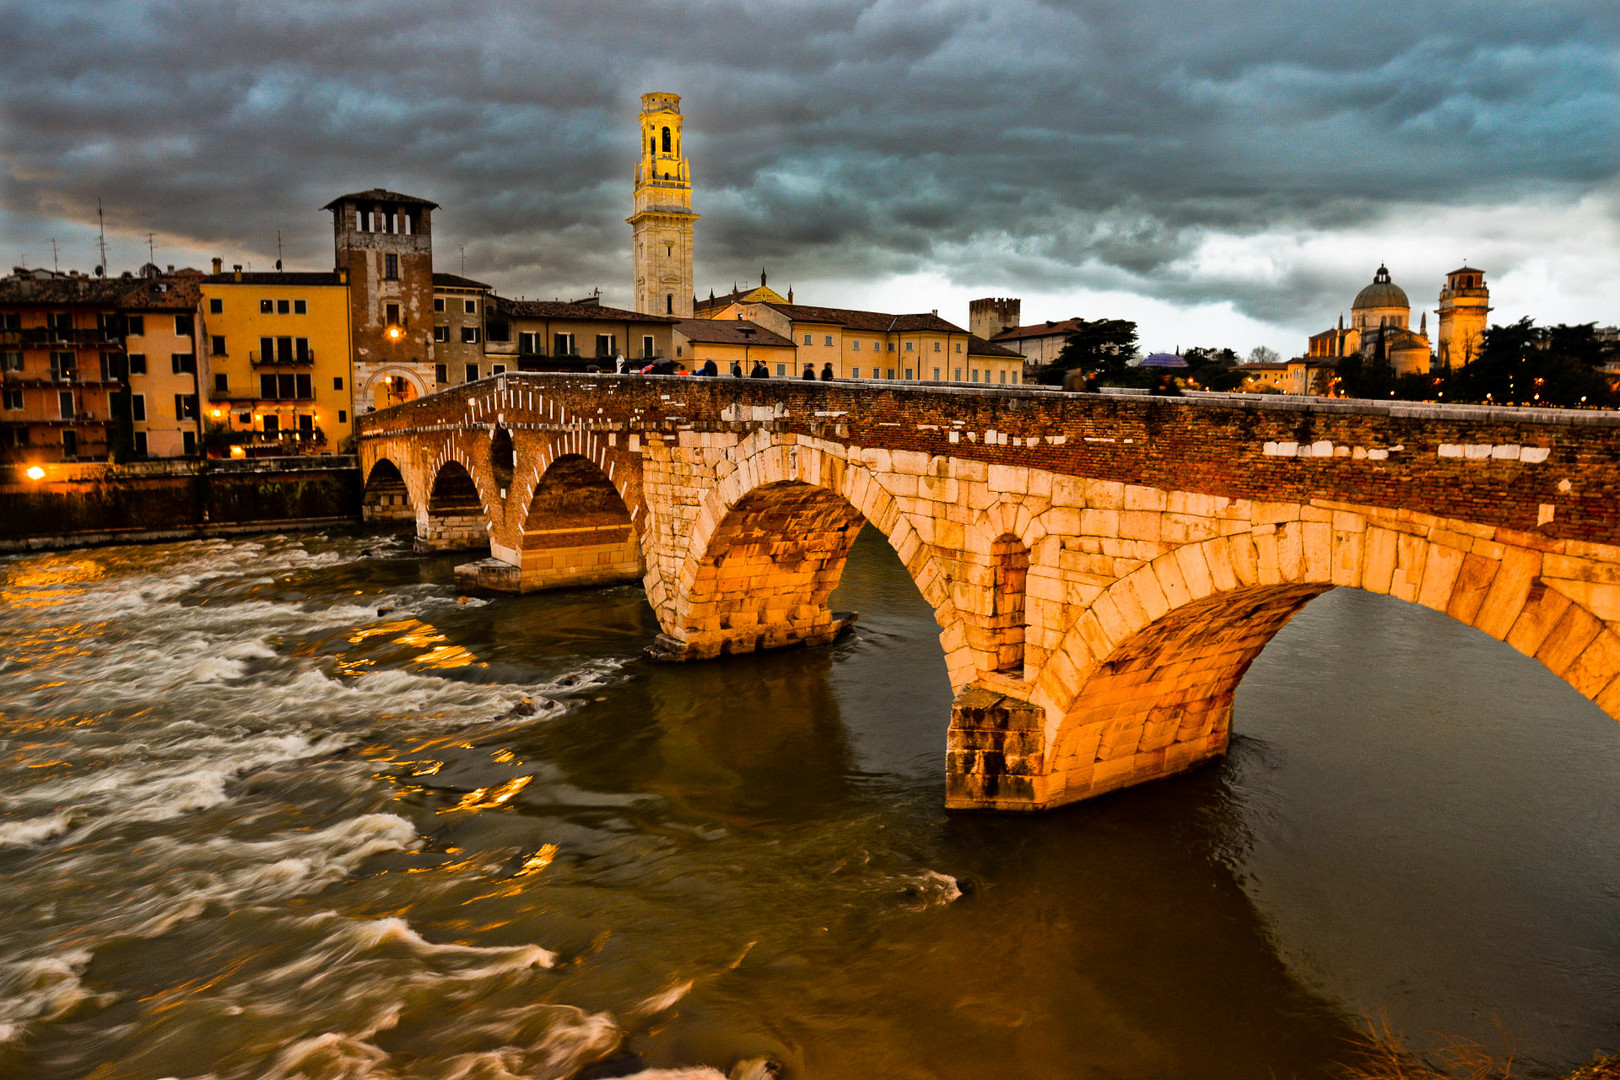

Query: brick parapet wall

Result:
[358,375,1620,546]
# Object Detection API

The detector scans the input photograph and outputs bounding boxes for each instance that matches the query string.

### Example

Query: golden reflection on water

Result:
[515,844,559,877]
[413,644,480,669]
[442,775,533,814]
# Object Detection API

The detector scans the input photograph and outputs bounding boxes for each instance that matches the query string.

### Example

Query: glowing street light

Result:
[386,326,404,341]
[25,466,45,480]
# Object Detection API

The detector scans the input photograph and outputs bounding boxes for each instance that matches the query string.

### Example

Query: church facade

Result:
[1306,264,1490,378]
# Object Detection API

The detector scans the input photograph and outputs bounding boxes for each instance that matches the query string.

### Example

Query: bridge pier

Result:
[647,610,859,661]
[945,685,1058,810]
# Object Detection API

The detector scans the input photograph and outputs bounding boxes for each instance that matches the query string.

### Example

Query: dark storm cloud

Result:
[2,0,1615,323]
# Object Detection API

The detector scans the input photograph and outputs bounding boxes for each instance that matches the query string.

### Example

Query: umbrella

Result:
[1139,352,1189,368]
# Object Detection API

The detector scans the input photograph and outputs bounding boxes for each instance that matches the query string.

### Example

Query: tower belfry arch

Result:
[629,92,698,319]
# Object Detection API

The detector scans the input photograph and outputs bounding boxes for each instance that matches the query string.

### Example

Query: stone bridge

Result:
[355,374,1620,811]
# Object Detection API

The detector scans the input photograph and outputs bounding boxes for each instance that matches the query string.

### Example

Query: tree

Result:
[1336,331,1396,399]
[1439,319,1616,408]
[1183,346,1246,391]
[1248,345,1280,365]
[1037,319,1140,385]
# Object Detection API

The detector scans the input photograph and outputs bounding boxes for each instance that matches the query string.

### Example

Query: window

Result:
[333,377,343,390]
[665,294,673,315]
[99,352,116,381]
[887,368,895,379]
[48,312,72,337]
[905,368,913,380]
[824,335,833,346]
[384,254,399,280]
[260,299,274,313]
[262,414,278,435]
[852,341,860,351]
[518,331,539,354]
[434,325,449,343]
[554,333,575,356]
[464,299,476,315]
[934,341,941,351]
[803,334,812,345]
[905,341,914,351]
[338,410,347,423]
[1010,372,1019,385]
[954,367,962,381]
[172,353,196,374]
[237,411,251,424]
[999,370,1007,384]
[2,389,21,410]
[434,364,447,384]
[211,336,226,356]
[127,353,146,374]
[260,374,276,398]
[955,342,963,353]
[662,126,671,153]
[182,431,196,455]
[642,335,655,358]
[276,373,294,398]
[972,370,979,382]
[1,352,19,372]
[776,364,786,376]
[132,432,147,456]
[850,367,860,378]
[595,334,614,357]
[491,364,506,376]
[58,390,75,418]
[434,298,445,313]
[297,413,313,435]
[461,326,480,344]
[887,342,895,351]
[50,352,75,379]
[175,314,193,337]
[61,430,77,457]
[275,299,288,315]
[214,374,227,393]
[0,313,18,331]
[294,300,306,315]
[174,394,198,419]
[932,367,940,381]
[295,374,312,400]
[385,302,400,326]
[465,364,479,382]
[209,298,223,314]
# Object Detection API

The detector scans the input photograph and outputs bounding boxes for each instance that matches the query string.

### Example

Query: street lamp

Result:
[26,466,45,480]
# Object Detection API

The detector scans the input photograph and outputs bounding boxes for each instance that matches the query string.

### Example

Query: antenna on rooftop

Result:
[276,229,283,271]
[147,232,156,265]
[96,200,108,275]
[460,245,465,276]
[51,238,59,273]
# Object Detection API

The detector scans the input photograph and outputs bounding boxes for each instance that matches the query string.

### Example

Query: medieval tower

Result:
[1437,265,1490,370]
[325,189,438,409]
[629,92,698,318]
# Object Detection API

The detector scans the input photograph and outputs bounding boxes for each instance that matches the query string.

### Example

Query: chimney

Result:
[212,257,223,275]
[233,264,242,282]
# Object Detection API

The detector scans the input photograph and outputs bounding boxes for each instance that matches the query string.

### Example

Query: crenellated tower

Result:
[629,92,698,318]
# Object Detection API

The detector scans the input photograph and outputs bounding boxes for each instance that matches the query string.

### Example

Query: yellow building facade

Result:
[198,270,355,452]
[122,273,204,458]
[709,299,1024,384]
[672,318,797,373]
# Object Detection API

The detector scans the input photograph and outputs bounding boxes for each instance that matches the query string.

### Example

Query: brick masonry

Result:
[357,374,1620,811]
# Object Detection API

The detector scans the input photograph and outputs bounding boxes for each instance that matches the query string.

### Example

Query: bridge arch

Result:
[360,457,414,524]
[666,433,966,671]
[420,457,492,553]
[508,452,645,591]
[1027,511,1620,808]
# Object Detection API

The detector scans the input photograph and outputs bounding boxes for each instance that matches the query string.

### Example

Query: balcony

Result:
[6,328,123,347]
[249,349,315,367]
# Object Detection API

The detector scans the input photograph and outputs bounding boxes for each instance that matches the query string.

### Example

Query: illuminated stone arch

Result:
[1021,506,1620,810]
[360,456,414,523]
[666,431,967,672]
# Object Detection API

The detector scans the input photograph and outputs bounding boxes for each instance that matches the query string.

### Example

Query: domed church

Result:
[1308,265,1435,376]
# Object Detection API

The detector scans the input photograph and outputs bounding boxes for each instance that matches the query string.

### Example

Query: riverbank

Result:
[0,456,361,552]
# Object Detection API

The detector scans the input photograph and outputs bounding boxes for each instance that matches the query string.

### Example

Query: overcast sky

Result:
[2,0,1616,357]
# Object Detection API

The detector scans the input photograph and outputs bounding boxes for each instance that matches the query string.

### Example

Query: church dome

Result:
[1353,265,1409,311]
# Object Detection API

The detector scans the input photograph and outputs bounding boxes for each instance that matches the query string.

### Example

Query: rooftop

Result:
[432,272,491,291]
[322,189,439,211]
[673,318,795,348]
[497,297,678,323]
[758,302,966,335]
[992,318,1089,342]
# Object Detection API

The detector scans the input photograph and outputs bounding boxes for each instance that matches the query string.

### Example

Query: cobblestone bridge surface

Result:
[357,374,1620,810]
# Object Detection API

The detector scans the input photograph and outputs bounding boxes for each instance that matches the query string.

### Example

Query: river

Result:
[0,527,1616,1079]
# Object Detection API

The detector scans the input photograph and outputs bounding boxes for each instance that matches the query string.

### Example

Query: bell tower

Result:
[629,92,698,318]
[1437,265,1490,370]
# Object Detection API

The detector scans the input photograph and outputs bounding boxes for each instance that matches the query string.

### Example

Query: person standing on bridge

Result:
[731,360,743,377]
[750,359,770,378]
[699,359,718,377]
[820,362,835,380]
[802,364,817,380]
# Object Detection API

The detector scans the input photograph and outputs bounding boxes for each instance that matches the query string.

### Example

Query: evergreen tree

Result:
[1037,319,1140,385]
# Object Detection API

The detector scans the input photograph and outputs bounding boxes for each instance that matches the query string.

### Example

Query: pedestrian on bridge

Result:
[820,362,835,380]
[749,360,770,378]
[802,364,817,380]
